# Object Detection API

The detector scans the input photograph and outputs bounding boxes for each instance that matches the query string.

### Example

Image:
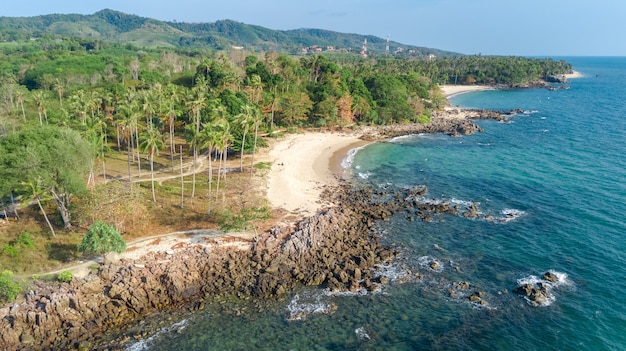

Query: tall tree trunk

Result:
[250,123,259,178]
[116,126,121,151]
[102,156,107,182]
[20,101,26,122]
[150,152,156,202]
[135,126,142,177]
[36,198,56,237]
[191,146,197,201]
[51,190,72,229]
[127,144,132,188]
[10,191,19,220]
[180,145,184,208]
[240,132,247,172]
[207,147,213,214]
[215,149,223,201]
[170,114,175,167]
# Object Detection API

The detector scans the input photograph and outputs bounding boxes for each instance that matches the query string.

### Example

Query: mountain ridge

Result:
[0,9,460,56]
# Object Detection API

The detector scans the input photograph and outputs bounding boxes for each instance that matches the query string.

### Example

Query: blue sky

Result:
[3,0,625,56]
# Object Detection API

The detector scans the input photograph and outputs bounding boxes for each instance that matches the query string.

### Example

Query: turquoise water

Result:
[130,57,626,350]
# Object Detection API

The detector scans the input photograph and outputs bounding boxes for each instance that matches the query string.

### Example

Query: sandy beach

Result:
[266,132,366,216]
[439,84,494,98]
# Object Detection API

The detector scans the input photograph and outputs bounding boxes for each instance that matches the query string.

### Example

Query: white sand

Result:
[565,70,583,79]
[439,85,494,98]
[266,132,365,216]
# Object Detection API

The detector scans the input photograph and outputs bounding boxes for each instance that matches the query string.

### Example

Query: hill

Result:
[0,9,459,57]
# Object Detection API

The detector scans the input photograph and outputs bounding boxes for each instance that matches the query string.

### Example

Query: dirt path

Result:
[33,228,257,280]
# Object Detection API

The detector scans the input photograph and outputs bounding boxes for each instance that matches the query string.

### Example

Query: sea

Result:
[127,57,626,351]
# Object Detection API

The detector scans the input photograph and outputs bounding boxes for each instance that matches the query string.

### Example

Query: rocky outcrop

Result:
[356,108,520,141]
[513,271,564,307]
[0,182,411,350]
[546,74,569,84]
[0,106,521,350]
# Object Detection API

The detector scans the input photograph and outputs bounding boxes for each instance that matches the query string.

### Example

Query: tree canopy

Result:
[77,220,126,264]
[0,125,93,228]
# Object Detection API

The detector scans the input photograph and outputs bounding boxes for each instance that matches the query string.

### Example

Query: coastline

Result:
[440,84,495,98]
[0,105,526,350]
[266,132,367,217]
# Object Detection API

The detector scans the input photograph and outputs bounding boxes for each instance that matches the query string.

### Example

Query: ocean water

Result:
[128,57,626,351]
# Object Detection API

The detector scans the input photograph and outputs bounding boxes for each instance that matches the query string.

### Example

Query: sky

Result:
[3,0,626,56]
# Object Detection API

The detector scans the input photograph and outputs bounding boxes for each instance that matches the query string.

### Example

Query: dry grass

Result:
[0,142,280,276]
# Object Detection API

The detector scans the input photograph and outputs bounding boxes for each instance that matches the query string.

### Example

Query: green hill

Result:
[0,9,459,57]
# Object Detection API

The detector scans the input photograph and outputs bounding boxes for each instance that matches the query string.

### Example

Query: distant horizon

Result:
[3,1,626,56]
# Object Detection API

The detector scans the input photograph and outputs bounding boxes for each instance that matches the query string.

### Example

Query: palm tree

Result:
[214,118,232,202]
[235,105,253,172]
[249,105,263,177]
[198,123,220,214]
[53,79,64,108]
[185,86,207,201]
[32,90,47,126]
[184,123,200,203]
[163,84,181,166]
[14,86,27,121]
[19,178,56,237]
[139,124,165,202]
[117,103,139,185]
[69,89,89,125]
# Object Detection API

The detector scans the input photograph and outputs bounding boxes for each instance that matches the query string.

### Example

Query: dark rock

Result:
[542,271,559,282]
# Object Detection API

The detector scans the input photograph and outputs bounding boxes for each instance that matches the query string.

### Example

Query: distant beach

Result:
[440,85,495,98]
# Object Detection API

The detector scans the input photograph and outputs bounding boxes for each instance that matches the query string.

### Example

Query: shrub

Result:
[0,270,20,302]
[2,244,19,258]
[217,206,270,232]
[16,232,35,249]
[417,115,431,124]
[57,270,73,283]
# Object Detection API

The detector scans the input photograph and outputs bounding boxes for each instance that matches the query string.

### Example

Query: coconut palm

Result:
[19,178,56,237]
[32,90,47,125]
[213,118,232,201]
[139,124,165,202]
[235,105,253,172]
[248,105,263,177]
[186,85,208,200]
[198,123,220,214]
[14,86,27,121]
[53,79,64,108]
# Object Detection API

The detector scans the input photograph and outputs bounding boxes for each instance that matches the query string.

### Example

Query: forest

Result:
[0,33,572,300]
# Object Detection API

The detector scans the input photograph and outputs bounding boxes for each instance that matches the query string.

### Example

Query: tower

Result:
[361,38,367,58]
[386,36,390,57]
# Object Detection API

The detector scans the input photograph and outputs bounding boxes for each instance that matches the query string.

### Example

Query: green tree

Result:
[0,126,93,229]
[0,270,20,303]
[18,178,56,237]
[139,123,165,202]
[31,90,48,125]
[77,220,126,265]
[235,104,253,172]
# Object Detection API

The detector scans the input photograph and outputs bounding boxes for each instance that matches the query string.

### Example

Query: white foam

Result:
[492,208,526,223]
[389,133,427,143]
[355,327,371,340]
[417,256,444,273]
[373,262,415,283]
[286,292,337,321]
[341,146,366,169]
[516,270,571,306]
[125,319,188,351]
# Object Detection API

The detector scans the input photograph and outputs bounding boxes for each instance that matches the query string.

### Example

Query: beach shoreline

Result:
[0,92,542,350]
[266,132,367,217]
[439,84,495,98]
